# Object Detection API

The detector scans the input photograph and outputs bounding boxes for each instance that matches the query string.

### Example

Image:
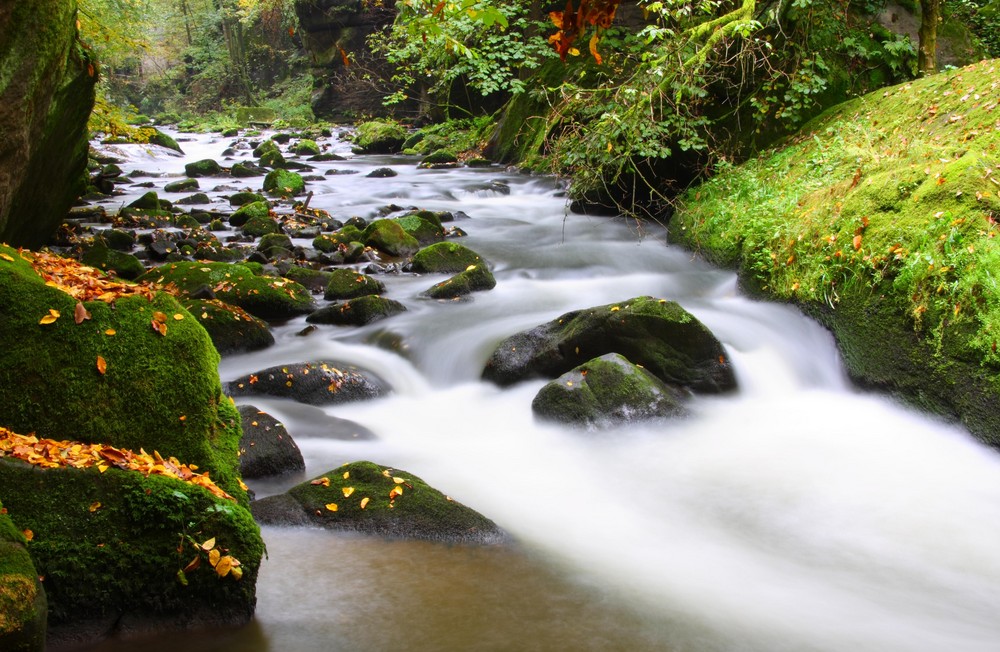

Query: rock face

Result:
[531,353,689,428]
[294,0,398,120]
[0,502,46,652]
[483,296,736,393]
[0,1,98,247]
[251,461,506,544]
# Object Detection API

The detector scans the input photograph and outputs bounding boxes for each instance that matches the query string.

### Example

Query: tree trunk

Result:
[918,0,940,74]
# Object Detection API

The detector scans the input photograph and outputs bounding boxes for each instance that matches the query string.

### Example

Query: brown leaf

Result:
[74,302,91,324]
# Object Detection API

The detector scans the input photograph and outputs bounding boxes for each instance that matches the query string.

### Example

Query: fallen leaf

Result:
[208,548,221,567]
[853,234,863,250]
[392,476,406,484]
[88,501,102,512]
[23,529,33,541]
[342,487,355,497]
[182,556,201,573]
[104,328,116,336]
[201,537,217,551]
[325,502,339,512]
[39,309,60,325]
[311,477,331,487]
[151,319,167,336]
[74,302,91,324]
[215,555,234,577]
[96,356,107,375]
[173,313,184,321]
[0,253,14,262]
[360,497,370,509]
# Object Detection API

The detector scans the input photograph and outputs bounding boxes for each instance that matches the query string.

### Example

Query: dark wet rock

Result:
[259,150,286,168]
[362,219,419,258]
[242,215,281,237]
[366,167,397,178]
[250,461,506,544]
[307,295,406,326]
[184,158,223,177]
[163,178,199,193]
[263,169,304,197]
[282,266,333,293]
[80,242,145,280]
[424,263,495,299]
[228,192,266,207]
[465,157,494,168]
[410,241,486,274]
[229,200,270,227]
[483,296,737,393]
[182,298,275,354]
[237,405,305,478]
[176,193,211,205]
[146,236,179,261]
[532,353,689,428]
[396,213,445,245]
[467,180,511,195]
[310,153,345,162]
[325,169,358,176]
[324,268,385,300]
[100,228,135,251]
[271,133,293,145]
[231,161,267,178]
[418,149,459,169]
[127,191,163,211]
[226,360,388,405]
[138,261,314,320]
[0,501,46,652]
[257,233,294,258]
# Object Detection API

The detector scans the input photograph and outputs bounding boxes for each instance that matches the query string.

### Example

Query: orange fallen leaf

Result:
[88,501,102,512]
[853,234,863,250]
[39,309,60,325]
[0,253,14,262]
[104,328,116,336]
[74,302,91,324]
[201,537,216,551]
[215,555,234,577]
[23,529,33,541]
[311,477,331,487]
[151,319,167,336]
[360,497,370,509]
[208,548,221,567]
[325,503,338,512]
[342,487,355,497]
[96,356,107,375]
[183,556,201,573]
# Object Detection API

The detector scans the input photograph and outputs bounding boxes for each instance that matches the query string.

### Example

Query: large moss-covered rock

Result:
[229,200,270,227]
[483,296,736,393]
[532,353,689,428]
[0,246,245,497]
[251,461,505,543]
[351,120,407,154]
[0,1,97,248]
[184,158,222,178]
[226,361,388,405]
[410,241,486,273]
[324,268,385,300]
[263,169,305,197]
[0,459,262,645]
[307,295,407,326]
[0,500,45,652]
[80,242,145,280]
[237,405,305,479]
[181,298,275,355]
[424,263,496,299]
[138,261,315,320]
[396,213,445,245]
[361,219,419,257]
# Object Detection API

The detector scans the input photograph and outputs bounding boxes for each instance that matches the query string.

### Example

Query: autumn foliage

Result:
[548,0,621,63]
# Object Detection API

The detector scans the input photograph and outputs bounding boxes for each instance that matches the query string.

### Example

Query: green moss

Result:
[242,215,281,237]
[184,159,222,178]
[424,263,496,299]
[0,500,45,651]
[138,261,314,320]
[351,120,407,154]
[263,169,305,197]
[0,246,245,500]
[361,219,420,257]
[0,460,262,630]
[324,268,385,300]
[292,139,321,155]
[181,298,274,355]
[670,60,1000,444]
[396,214,445,245]
[230,200,270,227]
[80,243,145,280]
[282,266,332,292]
[410,242,485,273]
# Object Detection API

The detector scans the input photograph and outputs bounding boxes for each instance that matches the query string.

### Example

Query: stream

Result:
[84,130,1000,652]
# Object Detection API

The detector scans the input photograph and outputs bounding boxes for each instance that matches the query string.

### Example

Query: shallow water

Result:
[82,131,1000,652]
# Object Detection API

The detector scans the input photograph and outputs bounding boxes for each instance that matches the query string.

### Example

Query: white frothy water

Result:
[98,132,1000,652]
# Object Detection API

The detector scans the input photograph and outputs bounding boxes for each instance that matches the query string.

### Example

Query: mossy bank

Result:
[669,59,1000,446]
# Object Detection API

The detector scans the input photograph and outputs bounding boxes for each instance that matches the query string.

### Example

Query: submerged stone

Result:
[251,461,506,544]
[307,295,407,326]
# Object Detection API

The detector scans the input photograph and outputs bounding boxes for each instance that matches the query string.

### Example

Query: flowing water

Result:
[84,131,1000,652]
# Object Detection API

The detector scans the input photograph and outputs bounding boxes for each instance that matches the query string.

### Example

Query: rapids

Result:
[84,130,1000,652]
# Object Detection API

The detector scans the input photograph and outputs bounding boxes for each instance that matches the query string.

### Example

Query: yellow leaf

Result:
[23,529,33,541]
[88,501,101,512]
[173,313,184,321]
[390,487,402,498]
[104,328,116,336]
[360,497,370,509]
[215,555,234,577]
[342,471,350,480]
[39,309,60,325]
[325,502,338,512]
[342,487,355,497]
[0,253,14,262]
[201,537,217,551]
[230,565,243,580]
[392,476,406,484]
[208,548,221,567]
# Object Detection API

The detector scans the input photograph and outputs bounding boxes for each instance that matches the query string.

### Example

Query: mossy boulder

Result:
[424,263,496,299]
[163,178,199,193]
[0,500,45,652]
[147,128,182,154]
[263,169,305,197]
[282,266,333,293]
[396,213,445,245]
[181,298,274,355]
[531,353,689,428]
[175,193,211,206]
[0,246,246,498]
[229,192,266,208]
[351,120,407,154]
[361,219,420,258]
[128,191,163,211]
[226,361,388,405]
[231,161,266,178]
[256,233,294,258]
[324,268,385,300]
[483,296,736,393]
[291,139,321,156]
[138,261,315,320]
[307,295,407,326]
[252,139,280,158]
[0,0,97,248]
[229,200,270,227]
[100,228,136,251]
[184,158,223,178]
[418,149,459,169]
[241,215,281,238]
[80,242,145,280]
[313,225,364,252]
[410,241,486,273]
[259,149,286,168]
[237,405,305,479]
[0,459,262,645]
[250,461,506,543]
